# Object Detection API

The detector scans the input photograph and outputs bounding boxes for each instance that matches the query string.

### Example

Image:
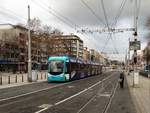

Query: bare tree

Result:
[51,28,63,35]
[42,24,52,35]
[29,18,42,33]
[16,18,62,36]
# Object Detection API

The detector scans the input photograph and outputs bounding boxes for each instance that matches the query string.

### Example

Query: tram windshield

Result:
[48,61,64,75]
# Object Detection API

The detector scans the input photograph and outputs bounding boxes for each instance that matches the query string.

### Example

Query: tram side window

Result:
[80,64,85,72]
[70,62,78,72]
[65,62,69,74]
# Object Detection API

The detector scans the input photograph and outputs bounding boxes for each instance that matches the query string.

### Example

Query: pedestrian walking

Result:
[119,71,124,88]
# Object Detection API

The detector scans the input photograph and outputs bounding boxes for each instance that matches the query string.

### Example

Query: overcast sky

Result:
[0,0,150,61]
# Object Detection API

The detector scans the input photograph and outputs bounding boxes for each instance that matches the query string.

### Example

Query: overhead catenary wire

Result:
[101,0,110,29]
[31,0,127,60]
[0,10,25,22]
[80,0,106,26]
[31,0,105,54]
[110,0,127,58]
[101,0,118,55]
[31,0,76,29]
[100,0,127,58]
[98,0,118,58]
[112,0,127,27]
[101,35,111,53]
[31,0,102,56]
[100,0,112,54]
[0,6,29,24]
[39,0,119,57]
[110,34,119,54]
[0,7,27,21]
[37,0,80,29]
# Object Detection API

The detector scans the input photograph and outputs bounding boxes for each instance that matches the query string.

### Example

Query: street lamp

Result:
[27,5,32,82]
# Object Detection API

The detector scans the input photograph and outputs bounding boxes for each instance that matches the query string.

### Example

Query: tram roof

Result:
[48,56,102,65]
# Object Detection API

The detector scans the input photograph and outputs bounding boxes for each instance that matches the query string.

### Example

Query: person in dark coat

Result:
[119,72,124,88]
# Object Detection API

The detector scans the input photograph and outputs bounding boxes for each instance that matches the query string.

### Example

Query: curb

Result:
[0,79,47,89]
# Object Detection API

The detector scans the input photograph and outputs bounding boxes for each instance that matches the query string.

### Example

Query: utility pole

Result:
[128,38,130,73]
[133,0,139,87]
[28,5,32,82]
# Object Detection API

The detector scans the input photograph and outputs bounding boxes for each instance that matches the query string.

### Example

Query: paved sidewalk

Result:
[0,79,47,89]
[126,74,150,113]
[0,72,47,89]
[107,74,137,113]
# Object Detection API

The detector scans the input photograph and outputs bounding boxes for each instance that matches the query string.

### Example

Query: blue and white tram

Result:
[47,56,102,82]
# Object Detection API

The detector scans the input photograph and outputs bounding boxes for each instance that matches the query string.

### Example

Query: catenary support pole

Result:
[28,5,32,82]
[133,0,139,87]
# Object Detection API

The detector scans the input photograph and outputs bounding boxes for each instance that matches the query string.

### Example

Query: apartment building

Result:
[0,24,28,73]
[1,24,107,72]
[90,49,103,63]
[49,35,84,58]
[83,47,90,61]
[38,34,49,70]
[0,24,52,72]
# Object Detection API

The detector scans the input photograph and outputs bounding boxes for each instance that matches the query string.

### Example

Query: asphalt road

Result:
[0,71,120,113]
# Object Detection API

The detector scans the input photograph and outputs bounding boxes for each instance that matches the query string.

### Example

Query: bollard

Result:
[0,76,2,85]
[37,74,38,80]
[45,73,46,79]
[22,75,24,82]
[15,75,17,83]
[8,76,10,84]
[41,73,42,80]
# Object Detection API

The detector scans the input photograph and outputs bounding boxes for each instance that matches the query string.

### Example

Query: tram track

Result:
[102,82,118,113]
[0,71,113,103]
[75,74,119,113]
[0,71,118,113]
[76,81,112,113]
[35,71,119,113]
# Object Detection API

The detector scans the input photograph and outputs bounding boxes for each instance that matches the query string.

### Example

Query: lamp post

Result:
[27,5,32,82]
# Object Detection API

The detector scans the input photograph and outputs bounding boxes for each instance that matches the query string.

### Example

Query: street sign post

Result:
[129,41,141,51]
[129,40,140,87]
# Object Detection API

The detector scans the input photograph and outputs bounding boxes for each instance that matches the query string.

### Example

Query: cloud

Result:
[0,0,150,61]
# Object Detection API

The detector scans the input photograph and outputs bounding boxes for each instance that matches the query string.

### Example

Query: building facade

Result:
[0,25,84,72]
[0,24,107,73]
[0,24,28,73]
[49,35,83,58]
[83,47,90,61]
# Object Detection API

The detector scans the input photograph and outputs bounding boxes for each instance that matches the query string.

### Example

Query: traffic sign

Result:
[129,41,141,50]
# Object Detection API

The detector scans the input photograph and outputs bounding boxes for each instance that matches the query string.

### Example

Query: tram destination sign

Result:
[129,41,141,50]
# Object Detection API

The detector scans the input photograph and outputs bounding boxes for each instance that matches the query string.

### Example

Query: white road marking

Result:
[36,104,53,113]
[34,74,114,113]
[76,78,115,113]
[55,74,113,106]
[38,104,53,108]
[102,82,119,113]
[0,82,71,103]
[77,95,97,113]
[68,85,75,88]
[35,107,49,113]
[99,94,111,97]
[34,73,115,113]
